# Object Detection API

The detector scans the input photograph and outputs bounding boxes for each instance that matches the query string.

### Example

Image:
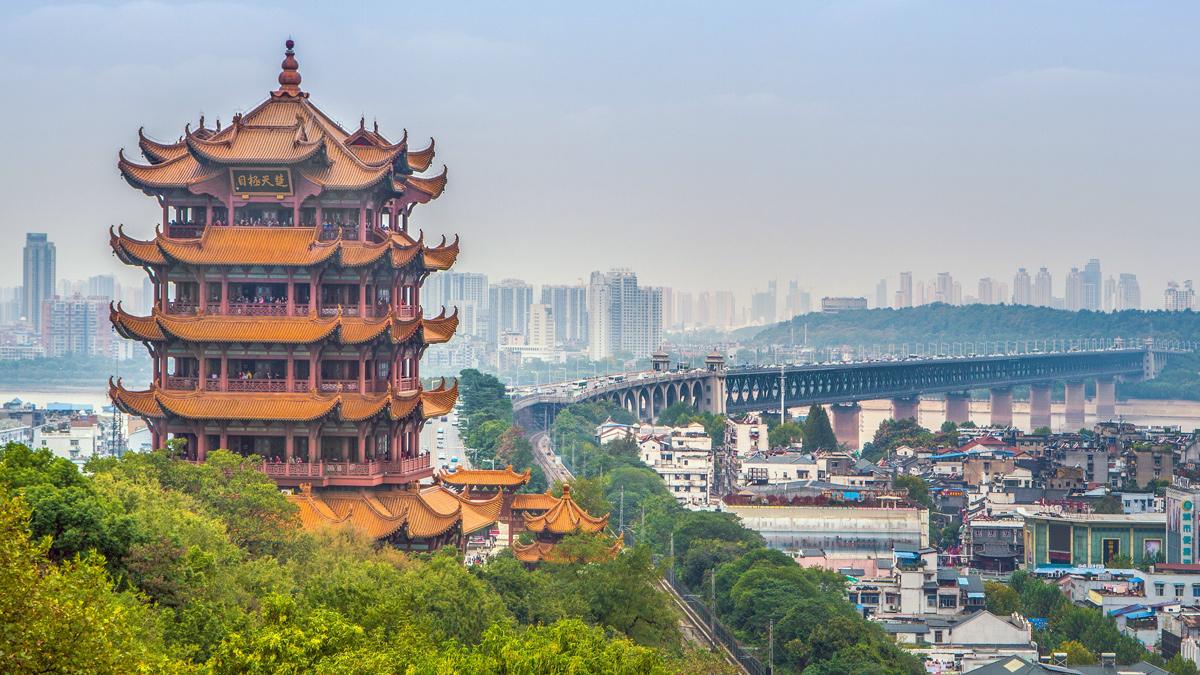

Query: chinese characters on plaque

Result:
[230,168,294,195]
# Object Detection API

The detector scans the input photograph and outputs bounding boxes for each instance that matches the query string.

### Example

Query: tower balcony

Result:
[258,456,433,487]
[162,301,416,320]
[163,377,406,394]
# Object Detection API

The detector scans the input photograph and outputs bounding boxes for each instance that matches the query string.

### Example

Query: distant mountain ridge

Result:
[746,303,1200,347]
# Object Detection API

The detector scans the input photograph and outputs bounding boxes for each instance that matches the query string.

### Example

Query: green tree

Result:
[1059,640,1097,665]
[768,422,805,449]
[893,474,933,510]
[802,405,837,451]
[0,494,182,673]
[1092,494,1124,514]
[985,581,1020,615]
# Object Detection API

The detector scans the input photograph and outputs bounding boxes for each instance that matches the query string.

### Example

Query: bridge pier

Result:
[891,396,920,422]
[1029,383,1052,431]
[1096,377,1116,419]
[989,387,1013,428]
[1065,381,1086,428]
[945,392,971,425]
[830,402,861,451]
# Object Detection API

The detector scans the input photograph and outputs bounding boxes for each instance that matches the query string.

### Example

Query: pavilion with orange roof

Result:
[108,40,458,492]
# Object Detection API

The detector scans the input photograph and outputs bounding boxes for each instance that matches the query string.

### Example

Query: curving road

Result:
[529,431,574,485]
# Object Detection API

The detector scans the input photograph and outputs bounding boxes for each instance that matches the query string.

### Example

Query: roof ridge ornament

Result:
[273,38,305,98]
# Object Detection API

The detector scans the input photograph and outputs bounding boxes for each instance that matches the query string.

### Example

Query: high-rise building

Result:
[695,292,711,328]
[1102,276,1116,312]
[586,269,662,359]
[540,284,588,346]
[1116,274,1141,311]
[41,295,111,358]
[1065,267,1084,311]
[22,233,56,332]
[897,272,913,308]
[935,272,954,305]
[659,286,674,331]
[713,291,736,329]
[820,296,868,313]
[526,304,555,349]
[1012,268,1031,305]
[874,278,888,310]
[977,277,1005,305]
[751,280,777,324]
[488,279,533,343]
[87,274,117,301]
[1033,267,1052,307]
[426,271,488,339]
[1165,281,1196,312]
[675,291,694,328]
[1082,258,1102,311]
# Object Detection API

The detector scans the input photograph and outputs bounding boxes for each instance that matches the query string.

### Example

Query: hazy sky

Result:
[0,1,1197,306]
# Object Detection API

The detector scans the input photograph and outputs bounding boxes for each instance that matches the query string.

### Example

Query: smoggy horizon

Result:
[0,1,1196,306]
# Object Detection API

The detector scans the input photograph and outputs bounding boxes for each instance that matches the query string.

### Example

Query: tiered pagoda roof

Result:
[439,465,532,489]
[109,378,458,423]
[111,304,458,346]
[120,41,445,200]
[522,485,610,534]
[510,491,564,511]
[289,484,501,540]
[512,537,623,564]
[110,226,459,270]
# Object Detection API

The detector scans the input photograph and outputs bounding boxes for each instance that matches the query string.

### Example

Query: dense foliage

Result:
[0,442,731,673]
[457,368,547,492]
[747,304,1200,400]
[553,405,924,674]
[986,570,1159,666]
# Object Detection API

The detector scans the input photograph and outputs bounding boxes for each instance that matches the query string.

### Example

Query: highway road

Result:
[529,431,573,485]
[422,411,470,473]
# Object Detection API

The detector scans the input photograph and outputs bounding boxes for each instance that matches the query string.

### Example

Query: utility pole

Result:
[779,363,786,426]
[619,485,625,534]
[768,618,774,675]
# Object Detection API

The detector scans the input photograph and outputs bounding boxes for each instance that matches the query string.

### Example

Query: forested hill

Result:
[747,304,1200,347]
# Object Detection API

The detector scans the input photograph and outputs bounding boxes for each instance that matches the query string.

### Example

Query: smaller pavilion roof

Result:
[522,484,609,535]
[439,465,531,488]
[512,537,623,564]
[290,484,502,540]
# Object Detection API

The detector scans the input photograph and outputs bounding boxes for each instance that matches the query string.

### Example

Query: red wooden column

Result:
[195,425,208,462]
[197,351,207,391]
[358,350,366,392]
[358,204,367,240]
[358,275,367,316]
[285,347,295,392]
[284,425,294,463]
[220,353,229,391]
[218,426,228,451]
[199,277,207,313]
[356,429,366,463]
[220,273,229,314]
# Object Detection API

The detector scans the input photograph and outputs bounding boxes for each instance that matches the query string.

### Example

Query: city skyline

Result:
[1,3,1198,299]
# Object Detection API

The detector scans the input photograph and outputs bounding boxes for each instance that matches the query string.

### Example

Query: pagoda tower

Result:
[109,40,459,490]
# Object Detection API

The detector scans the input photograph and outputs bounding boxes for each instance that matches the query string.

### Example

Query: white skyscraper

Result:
[1165,281,1196,312]
[586,269,662,360]
[526,303,556,349]
[1012,268,1031,305]
[541,283,588,346]
[1033,267,1053,308]
[1116,274,1141,311]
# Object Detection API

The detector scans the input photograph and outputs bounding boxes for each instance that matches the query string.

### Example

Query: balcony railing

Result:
[317,225,361,241]
[165,376,198,391]
[227,302,289,317]
[226,379,288,393]
[168,301,199,315]
[167,223,204,238]
[292,379,310,393]
[258,456,430,480]
[395,376,420,392]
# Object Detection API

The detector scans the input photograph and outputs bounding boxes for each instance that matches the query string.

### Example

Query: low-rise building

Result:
[725,415,768,455]
[883,611,1036,674]
[638,429,712,507]
[1023,512,1166,567]
[740,452,817,486]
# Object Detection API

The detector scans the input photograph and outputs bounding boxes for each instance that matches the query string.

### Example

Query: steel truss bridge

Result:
[513,341,1190,442]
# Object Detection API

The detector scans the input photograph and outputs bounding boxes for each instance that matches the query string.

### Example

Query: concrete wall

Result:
[726,504,930,554]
